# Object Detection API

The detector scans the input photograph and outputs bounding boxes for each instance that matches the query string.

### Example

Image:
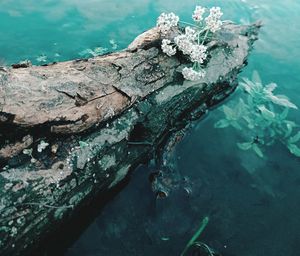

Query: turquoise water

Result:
[1,0,300,255]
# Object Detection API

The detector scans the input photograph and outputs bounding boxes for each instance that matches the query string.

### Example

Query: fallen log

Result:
[0,22,260,255]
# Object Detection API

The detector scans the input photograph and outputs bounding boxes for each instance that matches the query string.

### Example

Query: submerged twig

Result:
[181,216,210,256]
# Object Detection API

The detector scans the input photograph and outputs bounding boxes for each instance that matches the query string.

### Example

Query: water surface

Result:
[1,1,300,255]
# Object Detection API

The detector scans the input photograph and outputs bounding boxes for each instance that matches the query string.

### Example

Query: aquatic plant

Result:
[156,6,224,81]
[181,216,211,256]
[78,47,108,58]
[36,54,48,63]
[37,140,49,153]
[22,148,36,163]
[78,39,118,58]
[109,39,118,50]
[215,71,300,158]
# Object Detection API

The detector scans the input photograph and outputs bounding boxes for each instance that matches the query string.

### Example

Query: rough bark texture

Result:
[0,22,260,255]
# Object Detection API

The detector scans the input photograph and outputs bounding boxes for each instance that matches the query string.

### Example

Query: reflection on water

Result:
[1,0,300,255]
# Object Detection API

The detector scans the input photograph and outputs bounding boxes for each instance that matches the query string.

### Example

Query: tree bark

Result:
[0,22,260,255]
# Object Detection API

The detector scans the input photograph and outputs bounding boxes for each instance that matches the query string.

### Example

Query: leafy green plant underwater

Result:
[181,216,218,256]
[215,71,300,158]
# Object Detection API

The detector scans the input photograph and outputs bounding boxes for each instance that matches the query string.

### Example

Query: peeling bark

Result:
[0,22,260,255]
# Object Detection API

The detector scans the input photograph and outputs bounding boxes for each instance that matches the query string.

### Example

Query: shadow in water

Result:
[32,177,131,256]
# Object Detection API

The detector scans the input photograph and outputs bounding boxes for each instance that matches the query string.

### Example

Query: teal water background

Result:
[1,1,300,255]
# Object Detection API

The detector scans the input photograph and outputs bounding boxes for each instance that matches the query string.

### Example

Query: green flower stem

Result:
[179,20,199,28]
[193,62,200,71]
[201,29,209,45]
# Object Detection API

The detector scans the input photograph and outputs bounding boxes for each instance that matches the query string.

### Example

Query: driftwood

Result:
[0,22,260,255]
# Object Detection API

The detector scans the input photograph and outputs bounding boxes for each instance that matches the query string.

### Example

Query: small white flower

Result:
[161,39,177,56]
[205,7,223,33]
[206,19,222,33]
[210,7,223,18]
[182,67,206,81]
[192,6,206,22]
[190,44,207,64]
[184,26,197,41]
[157,12,179,34]
[174,35,193,55]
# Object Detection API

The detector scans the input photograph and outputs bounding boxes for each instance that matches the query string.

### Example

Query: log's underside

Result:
[0,22,260,255]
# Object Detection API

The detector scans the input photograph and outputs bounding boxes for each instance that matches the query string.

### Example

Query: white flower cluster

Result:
[174,34,208,64]
[205,7,223,33]
[157,12,179,34]
[170,27,208,80]
[185,26,197,41]
[182,67,206,81]
[174,34,193,55]
[161,39,176,56]
[157,6,224,81]
[192,6,206,22]
[190,44,207,64]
